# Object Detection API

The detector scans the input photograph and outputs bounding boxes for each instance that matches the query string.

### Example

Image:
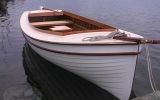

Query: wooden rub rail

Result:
[113,36,160,44]
[31,20,73,27]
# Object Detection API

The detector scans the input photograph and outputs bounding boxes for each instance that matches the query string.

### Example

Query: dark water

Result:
[0,0,160,99]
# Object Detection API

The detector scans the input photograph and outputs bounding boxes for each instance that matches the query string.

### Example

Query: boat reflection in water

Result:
[23,43,120,100]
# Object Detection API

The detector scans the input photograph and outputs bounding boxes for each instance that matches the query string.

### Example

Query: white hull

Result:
[29,43,137,100]
[26,35,139,100]
[20,10,143,100]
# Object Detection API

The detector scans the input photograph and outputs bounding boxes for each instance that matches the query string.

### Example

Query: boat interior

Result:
[29,10,117,35]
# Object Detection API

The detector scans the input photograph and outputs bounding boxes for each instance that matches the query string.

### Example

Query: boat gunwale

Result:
[28,40,140,56]
[23,33,140,56]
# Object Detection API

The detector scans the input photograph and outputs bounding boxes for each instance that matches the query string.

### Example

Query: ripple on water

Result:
[3,83,41,100]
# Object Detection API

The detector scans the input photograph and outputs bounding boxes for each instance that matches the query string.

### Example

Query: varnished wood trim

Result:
[24,35,140,56]
[31,20,73,27]
[29,10,115,29]
[63,11,115,29]
[62,29,117,35]
[28,10,117,36]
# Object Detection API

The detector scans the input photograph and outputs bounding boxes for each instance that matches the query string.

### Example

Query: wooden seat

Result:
[31,20,73,27]
[49,25,72,32]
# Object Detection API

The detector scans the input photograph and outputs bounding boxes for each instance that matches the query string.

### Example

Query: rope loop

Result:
[145,44,157,92]
[82,31,126,42]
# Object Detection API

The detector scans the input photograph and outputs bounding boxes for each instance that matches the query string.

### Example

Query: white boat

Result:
[20,8,144,100]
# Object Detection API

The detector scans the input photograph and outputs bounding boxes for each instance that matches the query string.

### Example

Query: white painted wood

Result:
[29,44,137,100]
[20,9,144,100]
[26,36,139,54]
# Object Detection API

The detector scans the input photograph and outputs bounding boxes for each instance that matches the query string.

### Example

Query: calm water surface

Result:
[0,0,160,99]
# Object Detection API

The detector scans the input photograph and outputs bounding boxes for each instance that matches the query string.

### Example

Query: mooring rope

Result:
[82,31,127,42]
[145,44,157,92]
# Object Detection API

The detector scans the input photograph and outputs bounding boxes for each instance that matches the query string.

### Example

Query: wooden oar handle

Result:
[150,40,160,44]
[113,36,160,44]
[42,7,52,11]
[113,36,142,43]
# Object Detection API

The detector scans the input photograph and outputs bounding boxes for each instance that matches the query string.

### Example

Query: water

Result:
[0,0,160,99]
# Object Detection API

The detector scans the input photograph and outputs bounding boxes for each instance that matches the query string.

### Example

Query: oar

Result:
[113,36,160,44]
[41,7,63,14]
[40,7,60,12]
[41,7,52,11]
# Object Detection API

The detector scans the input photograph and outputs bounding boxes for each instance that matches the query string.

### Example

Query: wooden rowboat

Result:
[20,8,144,100]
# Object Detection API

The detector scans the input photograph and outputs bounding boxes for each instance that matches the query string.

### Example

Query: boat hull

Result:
[25,35,139,100]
